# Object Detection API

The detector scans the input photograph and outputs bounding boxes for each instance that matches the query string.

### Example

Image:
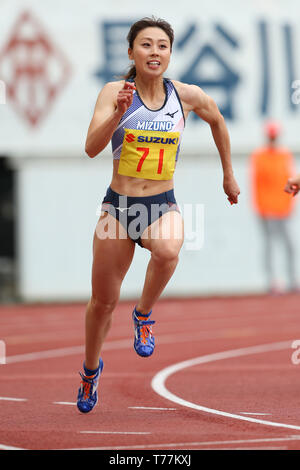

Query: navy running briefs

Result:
[101,186,180,247]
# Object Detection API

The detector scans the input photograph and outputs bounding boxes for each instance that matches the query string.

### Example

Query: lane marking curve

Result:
[151,340,300,431]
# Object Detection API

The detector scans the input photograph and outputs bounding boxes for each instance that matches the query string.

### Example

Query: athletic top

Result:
[111,78,185,181]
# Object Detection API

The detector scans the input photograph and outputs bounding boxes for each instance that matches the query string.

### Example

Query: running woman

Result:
[77,16,240,413]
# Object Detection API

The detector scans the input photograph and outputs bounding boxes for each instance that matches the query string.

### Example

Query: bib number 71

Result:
[136,147,164,174]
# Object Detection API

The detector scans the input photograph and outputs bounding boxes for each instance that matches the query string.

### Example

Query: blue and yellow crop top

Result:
[111,78,185,181]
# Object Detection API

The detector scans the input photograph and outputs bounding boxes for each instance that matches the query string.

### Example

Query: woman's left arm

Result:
[176,82,240,204]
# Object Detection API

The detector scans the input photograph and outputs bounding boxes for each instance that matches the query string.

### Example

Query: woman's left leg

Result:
[136,210,184,314]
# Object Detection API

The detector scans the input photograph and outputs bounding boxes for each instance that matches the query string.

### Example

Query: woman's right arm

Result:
[85,81,135,158]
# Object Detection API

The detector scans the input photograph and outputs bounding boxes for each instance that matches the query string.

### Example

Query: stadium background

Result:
[0,0,299,303]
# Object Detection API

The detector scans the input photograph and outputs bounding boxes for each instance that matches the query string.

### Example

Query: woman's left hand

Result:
[223,174,240,205]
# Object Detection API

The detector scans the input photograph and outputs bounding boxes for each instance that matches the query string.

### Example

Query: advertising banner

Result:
[0,0,299,156]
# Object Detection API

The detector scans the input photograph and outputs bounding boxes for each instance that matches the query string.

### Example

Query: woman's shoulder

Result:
[94,80,126,107]
[100,80,126,95]
[169,79,186,95]
[170,79,203,111]
[170,79,204,102]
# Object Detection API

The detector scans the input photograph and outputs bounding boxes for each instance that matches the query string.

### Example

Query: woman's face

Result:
[128,27,171,78]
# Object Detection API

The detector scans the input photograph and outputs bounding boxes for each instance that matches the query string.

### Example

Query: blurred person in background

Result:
[249,120,298,295]
[76,16,240,413]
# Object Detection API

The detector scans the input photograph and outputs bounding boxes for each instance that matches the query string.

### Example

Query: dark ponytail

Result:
[123,16,174,80]
[124,64,137,81]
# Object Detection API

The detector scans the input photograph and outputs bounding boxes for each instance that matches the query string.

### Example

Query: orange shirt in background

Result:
[250,146,296,218]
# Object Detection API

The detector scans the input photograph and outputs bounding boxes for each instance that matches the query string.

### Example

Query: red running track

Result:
[0,294,300,450]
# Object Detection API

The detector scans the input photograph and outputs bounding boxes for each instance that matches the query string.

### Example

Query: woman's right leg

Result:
[84,212,135,370]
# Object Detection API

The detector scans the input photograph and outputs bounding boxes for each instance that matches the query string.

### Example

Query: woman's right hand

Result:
[116,81,136,115]
[85,81,135,158]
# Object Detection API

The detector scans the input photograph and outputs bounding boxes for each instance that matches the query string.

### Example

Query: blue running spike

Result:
[77,358,104,413]
[132,307,155,357]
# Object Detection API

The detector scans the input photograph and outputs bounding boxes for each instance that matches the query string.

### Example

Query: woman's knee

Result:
[151,241,182,264]
[89,295,118,317]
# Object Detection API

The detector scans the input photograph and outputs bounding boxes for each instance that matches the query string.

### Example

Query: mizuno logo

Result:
[136,121,173,131]
[116,207,129,213]
[165,110,178,118]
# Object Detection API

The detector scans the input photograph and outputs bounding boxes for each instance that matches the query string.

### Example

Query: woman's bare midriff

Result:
[109,159,174,196]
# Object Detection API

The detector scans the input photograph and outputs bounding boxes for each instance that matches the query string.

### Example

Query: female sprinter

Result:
[77,17,240,413]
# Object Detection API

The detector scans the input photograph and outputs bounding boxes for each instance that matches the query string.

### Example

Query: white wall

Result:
[0,0,300,155]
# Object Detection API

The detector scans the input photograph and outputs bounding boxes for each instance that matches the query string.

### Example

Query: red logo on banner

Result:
[0,10,71,127]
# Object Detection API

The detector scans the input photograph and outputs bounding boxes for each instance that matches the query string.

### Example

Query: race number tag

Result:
[118,128,180,180]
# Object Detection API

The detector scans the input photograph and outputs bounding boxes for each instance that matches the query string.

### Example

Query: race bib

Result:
[118,128,180,180]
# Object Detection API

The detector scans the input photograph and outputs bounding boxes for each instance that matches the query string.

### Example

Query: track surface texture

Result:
[0,294,300,451]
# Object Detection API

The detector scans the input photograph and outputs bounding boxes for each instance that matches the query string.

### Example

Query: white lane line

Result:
[5,327,276,364]
[0,444,26,450]
[80,431,151,435]
[208,446,287,450]
[151,340,300,432]
[53,401,76,406]
[240,412,272,416]
[6,345,85,364]
[0,397,27,402]
[128,406,177,410]
[54,403,176,410]
[5,338,132,364]
[200,435,300,446]
[65,435,300,450]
